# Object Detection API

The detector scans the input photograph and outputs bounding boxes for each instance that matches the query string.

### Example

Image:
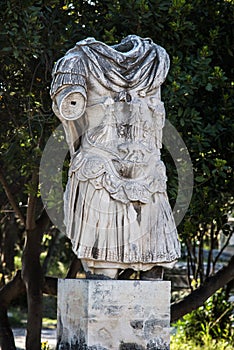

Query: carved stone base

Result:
[57,279,171,350]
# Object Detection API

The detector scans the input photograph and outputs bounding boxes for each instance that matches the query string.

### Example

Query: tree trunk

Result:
[22,209,50,350]
[0,270,25,350]
[171,254,234,322]
[22,230,44,350]
[0,269,56,349]
[2,214,19,273]
[21,169,51,350]
[0,308,16,350]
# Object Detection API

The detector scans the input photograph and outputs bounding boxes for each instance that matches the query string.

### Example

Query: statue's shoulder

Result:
[52,37,102,76]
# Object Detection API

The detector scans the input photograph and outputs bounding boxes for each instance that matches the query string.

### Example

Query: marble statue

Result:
[50,35,181,278]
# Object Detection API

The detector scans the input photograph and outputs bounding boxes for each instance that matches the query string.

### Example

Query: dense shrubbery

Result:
[172,289,234,347]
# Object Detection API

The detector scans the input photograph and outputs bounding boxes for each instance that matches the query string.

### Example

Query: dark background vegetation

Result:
[0,0,233,349]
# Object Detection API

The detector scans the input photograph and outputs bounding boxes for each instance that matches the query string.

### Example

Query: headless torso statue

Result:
[50,35,181,278]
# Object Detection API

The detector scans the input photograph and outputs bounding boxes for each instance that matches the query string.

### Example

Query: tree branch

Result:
[213,230,233,267]
[66,256,83,278]
[171,255,234,323]
[0,168,25,226]
[26,168,39,230]
[35,208,50,233]
[0,270,57,301]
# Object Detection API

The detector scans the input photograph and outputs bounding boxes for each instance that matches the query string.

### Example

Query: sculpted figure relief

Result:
[50,35,181,278]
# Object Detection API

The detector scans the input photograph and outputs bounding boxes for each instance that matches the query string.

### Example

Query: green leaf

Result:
[205,83,213,91]
[195,176,205,183]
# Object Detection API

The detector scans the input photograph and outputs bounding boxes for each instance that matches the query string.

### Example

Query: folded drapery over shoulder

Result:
[51,35,170,98]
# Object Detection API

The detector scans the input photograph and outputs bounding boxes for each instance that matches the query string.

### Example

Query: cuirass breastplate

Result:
[70,97,167,204]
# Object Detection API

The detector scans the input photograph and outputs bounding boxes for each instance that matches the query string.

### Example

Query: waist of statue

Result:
[68,149,167,203]
[70,145,165,181]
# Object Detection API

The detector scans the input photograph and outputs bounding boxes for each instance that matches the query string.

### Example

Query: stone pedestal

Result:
[57,279,171,350]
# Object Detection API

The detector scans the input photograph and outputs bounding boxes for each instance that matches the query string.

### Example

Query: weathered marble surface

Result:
[51,35,180,275]
[57,279,170,349]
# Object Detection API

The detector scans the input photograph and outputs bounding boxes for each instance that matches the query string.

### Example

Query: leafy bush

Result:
[171,337,233,350]
[173,289,234,346]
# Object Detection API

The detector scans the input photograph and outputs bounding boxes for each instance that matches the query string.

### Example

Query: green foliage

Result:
[173,290,234,346]
[8,307,27,327]
[43,296,57,324]
[9,296,57,328]
[171,337,233,350]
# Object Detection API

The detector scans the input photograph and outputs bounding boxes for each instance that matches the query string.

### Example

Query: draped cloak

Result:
[51,35,181,270]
